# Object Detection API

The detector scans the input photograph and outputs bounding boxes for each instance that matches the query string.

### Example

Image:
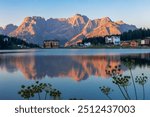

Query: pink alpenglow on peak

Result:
[0,14,137,46]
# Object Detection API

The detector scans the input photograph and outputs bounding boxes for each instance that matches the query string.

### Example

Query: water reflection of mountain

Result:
[0,53,150,81]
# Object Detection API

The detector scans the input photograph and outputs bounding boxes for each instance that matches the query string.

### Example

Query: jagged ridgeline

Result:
[0,14,137,46]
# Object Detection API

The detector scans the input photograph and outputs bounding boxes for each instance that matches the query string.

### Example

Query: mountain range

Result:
[0,24,18,35]
[0,14,137,46]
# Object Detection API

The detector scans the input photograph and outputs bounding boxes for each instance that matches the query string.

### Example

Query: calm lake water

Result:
[0,49,150,100]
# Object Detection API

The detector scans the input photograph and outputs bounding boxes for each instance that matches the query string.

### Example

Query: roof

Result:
[105,35,120,38]
[44,40,60,42]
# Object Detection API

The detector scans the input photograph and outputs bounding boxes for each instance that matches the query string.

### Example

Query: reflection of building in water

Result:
[0,54,150,81]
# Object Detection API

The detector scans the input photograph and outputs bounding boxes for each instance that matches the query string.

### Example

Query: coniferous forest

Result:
[120,28,150,41]
[0,35,39,49]
[81,28,150,45]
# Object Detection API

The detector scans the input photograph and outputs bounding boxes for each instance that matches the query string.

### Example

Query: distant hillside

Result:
[0,35,39,49]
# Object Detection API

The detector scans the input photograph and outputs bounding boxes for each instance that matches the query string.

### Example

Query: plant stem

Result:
[117,85,128,100]
[130,69,137,100]
[45,92,48,100]
[106,95,112,100]
[123,86,130,100]
[38,93,41,100]
[143,85,145,100]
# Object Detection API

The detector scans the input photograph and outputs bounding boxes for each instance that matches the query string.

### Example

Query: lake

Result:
[0,49,150,100]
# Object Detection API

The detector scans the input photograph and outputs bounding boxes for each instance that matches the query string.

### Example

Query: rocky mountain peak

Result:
[100,17,112,23]
[0,27,3,34]
[23,16,45,23]
[116,20,125,25]
[0,14,137,46]
[23,17,32,23]
[68,14,89,26]
[0,24,18,35]
[3,24,17,30]
[74,14,82,16]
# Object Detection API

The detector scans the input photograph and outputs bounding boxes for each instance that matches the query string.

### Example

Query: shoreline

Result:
[0,47,150,51]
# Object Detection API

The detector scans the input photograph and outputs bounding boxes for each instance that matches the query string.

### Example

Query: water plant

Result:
[18,81,61,100]
[50,89,61,100]
[18,85,34,100]
[44,83,52,100]
[99,86,113,100]
[100,63,149,100]
[105,65,131,100]
[135,73,148,99]
[122,58,137,100]
[112,75,131,100]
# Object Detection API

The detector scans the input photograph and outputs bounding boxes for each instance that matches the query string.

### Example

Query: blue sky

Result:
[0,0,150,28]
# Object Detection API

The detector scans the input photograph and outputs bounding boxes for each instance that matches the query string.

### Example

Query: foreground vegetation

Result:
[18,81,61,100]
[100,59,149,100]
[18,81,83,100]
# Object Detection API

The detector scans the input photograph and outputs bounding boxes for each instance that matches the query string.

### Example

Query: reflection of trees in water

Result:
[121,53,150,68]
[0,55,18,72]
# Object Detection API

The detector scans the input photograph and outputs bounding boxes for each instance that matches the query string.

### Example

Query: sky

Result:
[0,0,150,28]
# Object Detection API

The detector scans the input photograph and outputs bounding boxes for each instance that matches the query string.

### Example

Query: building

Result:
[141,38,150,46]
[3,37,8,42]
[121,41,130,47]
[130,40,139,47]
[43,40,60,48]
[105,36,120,45]
[84,42,91,47]
[113,36,121,45]
[121,40,139,47]
[105,36,113,44]
[141,40,145,45]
